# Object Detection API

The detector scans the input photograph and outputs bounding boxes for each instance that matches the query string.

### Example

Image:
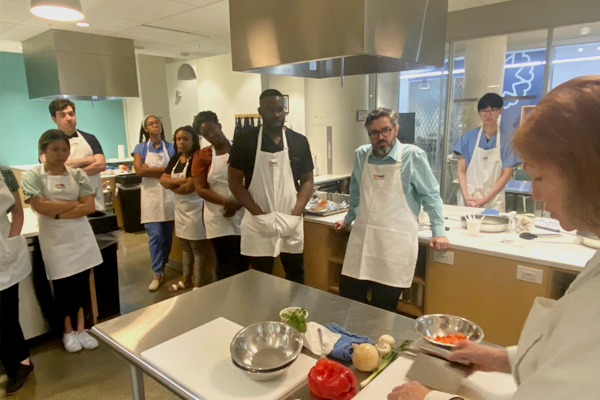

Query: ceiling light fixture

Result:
[578,48,584,52]
[580,26,591,35]
[177,63,196,80]
[30,0,84,21]
[17,46,23,49]
[418,78,430,90]
[76,22,89,27]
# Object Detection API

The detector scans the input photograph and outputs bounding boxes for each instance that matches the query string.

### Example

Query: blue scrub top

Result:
[453,127,521,169]
[132,141,175,162]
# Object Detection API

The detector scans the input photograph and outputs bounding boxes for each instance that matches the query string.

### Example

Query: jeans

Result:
[339,274,404,312]
[250,253,304,284]
[144,221,174,275]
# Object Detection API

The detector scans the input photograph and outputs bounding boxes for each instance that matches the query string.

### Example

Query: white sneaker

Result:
[63,332,82,353]
[77,330,99,350]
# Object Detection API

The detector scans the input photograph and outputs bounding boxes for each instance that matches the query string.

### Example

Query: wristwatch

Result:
[449,397,465,400]
[55,214,60,219]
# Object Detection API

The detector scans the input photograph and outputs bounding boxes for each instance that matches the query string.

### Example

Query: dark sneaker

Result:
[6,362,34,395]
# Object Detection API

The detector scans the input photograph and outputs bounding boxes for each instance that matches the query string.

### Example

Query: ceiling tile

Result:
[131,40,171,51]
[479,0,515,4]
[150,7,230,36]
[0,22,15,33]
[20,14,140,34]
[0,0,33,24]
[188,34,230,53]
[0,24,47,41]
[113,25,207,45]
[80,0,198,23]
[169,0,220,6]
[205,0,229,13]
[141,45,209,59]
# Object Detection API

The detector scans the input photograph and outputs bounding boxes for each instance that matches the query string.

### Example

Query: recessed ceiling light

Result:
[580,26,591,35]
[30,0,84,21]
[17,46,23,49]
[578,48,584,52]
[76,22,89,27]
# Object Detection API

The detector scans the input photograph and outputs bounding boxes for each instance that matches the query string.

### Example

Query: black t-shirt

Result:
[164,152,194,177]
[63,130,104,155]
[229,127,313,190]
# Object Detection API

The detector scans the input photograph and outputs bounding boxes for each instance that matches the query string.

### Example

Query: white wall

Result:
[305,76,369,175]
[195,54,262,139]
[376,72,400,111]
[261,74,306,134]
[166,61,200,135]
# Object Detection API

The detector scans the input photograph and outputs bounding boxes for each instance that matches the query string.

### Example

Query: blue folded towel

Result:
[481,209,500,216]
[325,323,376,362]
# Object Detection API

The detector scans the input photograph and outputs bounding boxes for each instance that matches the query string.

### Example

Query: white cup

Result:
[466,219,483,237]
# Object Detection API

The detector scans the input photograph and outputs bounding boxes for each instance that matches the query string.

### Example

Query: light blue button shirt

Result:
[344,140,446,238]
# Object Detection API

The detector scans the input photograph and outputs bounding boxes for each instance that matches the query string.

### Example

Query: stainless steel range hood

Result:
[22,30,139,100]
[229,0,448,78]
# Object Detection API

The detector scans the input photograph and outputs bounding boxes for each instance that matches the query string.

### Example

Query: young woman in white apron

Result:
[0,170,33,394]
[387,77,600,400]
[160,126,212,291]
[133,115,175,291]
[22,130,102,354]
[192,111,248,280]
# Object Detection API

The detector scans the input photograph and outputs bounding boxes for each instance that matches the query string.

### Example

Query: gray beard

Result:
[373,145,391,157]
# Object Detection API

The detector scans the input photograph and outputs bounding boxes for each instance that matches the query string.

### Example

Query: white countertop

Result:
[313,174,350,185]
[303,204,596,273]
[21,207,39,239]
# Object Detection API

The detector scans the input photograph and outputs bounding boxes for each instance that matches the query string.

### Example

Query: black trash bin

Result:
[116,174,143,233]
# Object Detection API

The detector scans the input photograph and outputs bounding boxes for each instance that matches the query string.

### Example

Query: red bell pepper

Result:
[308,359,358,400]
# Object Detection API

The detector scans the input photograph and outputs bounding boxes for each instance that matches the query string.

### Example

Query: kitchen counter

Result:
[304,205,595,273]
[313,174,350,185]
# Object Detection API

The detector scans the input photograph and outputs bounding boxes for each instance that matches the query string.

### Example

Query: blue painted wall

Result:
[0,52,128,166]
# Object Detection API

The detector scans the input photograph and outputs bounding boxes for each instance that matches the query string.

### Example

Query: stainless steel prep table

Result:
[92,270,418,400]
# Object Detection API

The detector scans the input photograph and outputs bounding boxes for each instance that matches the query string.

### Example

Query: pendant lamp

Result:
[177,63,197,81]
[31,0,84,21]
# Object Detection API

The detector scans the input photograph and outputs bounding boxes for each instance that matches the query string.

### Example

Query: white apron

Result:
[171,156,206,241]
[140,141,175,224]
[204,145,243,239]
[37,165,103,280]
[240,127,303,257]
[457,127,505,212]
[341,142,419,288]
[0,176,31,291]
[68,130,104,211]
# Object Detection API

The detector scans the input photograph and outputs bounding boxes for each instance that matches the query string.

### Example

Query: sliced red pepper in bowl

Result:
[308,359,358,400]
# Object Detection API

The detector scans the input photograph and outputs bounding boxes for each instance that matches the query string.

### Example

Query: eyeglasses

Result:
[147,120,162,127]
[368,126,394,139]
[479,108,501,115]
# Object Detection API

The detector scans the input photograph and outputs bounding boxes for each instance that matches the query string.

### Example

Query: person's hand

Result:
[333,220,346,232]
[446,340,511,373]
[223,199,242,218]
[468,197,487,208]
[387,382,431,400]
[430,236,449,251]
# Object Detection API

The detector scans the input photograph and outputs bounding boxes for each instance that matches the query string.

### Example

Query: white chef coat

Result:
[426,249,600,400]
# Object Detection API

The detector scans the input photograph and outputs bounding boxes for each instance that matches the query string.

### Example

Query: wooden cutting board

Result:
[141,317,316,400]
[353,355,517,400]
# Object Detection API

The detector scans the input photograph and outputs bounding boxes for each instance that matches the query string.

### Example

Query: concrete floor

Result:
[2,231,192,399]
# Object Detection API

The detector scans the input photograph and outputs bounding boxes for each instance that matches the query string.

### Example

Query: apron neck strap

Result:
[258,126,288,152]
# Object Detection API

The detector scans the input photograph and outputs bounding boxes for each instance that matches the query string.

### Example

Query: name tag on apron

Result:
[269,159,278,167]
[55,183,66,189]
[373,174,385,181]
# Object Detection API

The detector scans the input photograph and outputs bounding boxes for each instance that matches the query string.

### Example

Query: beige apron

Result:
[37,165,102,280]
[457,127,505,212]
[240,127,303,257]
[140,141,175,224]
[171,157,206,241]
[0,176,31,291]
[68,130,105,211]
[342,141,419,288]
[204,145,243,239]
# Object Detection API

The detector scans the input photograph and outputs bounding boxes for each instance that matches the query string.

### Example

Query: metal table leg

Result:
[130,364,146,400]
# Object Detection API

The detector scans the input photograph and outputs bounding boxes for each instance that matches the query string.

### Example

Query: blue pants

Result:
[144,221,174,275]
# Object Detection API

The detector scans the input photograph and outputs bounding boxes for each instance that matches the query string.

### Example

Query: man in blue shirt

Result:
[453,93,521,211]
[333,108,448,312]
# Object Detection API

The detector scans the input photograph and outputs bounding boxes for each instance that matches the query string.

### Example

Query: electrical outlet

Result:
[517,265,543,285]
[433,250,454,265]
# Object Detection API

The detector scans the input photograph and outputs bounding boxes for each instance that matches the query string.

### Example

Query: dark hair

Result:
[49,99,76,117]
[192,111,219,134]
[39,129,70,154]
[139,115,165,143]
[513,75,600,230]
[260,89,283,100]
[173,125,200,154]
[364,107,399,129]
[477,93,504,111]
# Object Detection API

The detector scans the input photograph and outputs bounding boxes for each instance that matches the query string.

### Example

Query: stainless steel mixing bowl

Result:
[230,321,303,381]
[414,314,484,348]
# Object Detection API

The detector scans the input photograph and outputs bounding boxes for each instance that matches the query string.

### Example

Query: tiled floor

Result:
[3,231,191,399]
